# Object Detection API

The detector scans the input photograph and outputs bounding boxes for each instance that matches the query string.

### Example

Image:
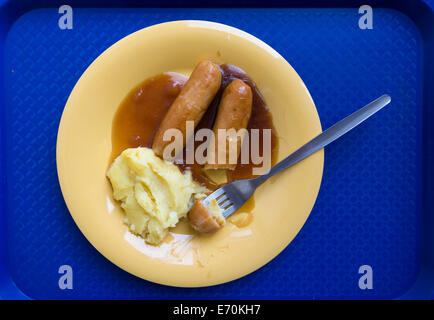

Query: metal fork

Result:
[202,94,391,217]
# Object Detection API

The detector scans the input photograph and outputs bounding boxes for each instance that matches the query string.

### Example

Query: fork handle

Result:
[254,94,391,184]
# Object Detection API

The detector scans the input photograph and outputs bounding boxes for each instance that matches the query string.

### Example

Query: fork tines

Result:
[202,188,235,217]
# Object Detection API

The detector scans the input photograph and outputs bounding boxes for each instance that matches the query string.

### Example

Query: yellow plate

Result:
[57,20,323,287]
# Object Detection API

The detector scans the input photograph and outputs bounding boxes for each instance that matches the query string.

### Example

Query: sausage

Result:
[188,199,225,233]
[205,79,252,170]
[152,60,222,158]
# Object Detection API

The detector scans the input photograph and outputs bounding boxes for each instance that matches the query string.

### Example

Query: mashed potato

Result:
[107,147,208,245]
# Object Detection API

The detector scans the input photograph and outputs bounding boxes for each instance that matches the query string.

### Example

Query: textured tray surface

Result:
[4,8,421,299]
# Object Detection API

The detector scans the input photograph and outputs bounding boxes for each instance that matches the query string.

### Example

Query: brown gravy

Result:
[110,65,279,208]
[110,72,187,163]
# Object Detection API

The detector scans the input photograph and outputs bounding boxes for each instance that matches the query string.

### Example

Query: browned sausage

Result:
[188,199,225,233]
[152,60,222,158]
[205,79,252,170]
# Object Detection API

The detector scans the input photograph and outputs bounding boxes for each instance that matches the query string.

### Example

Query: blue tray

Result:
[1,1,433,299]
